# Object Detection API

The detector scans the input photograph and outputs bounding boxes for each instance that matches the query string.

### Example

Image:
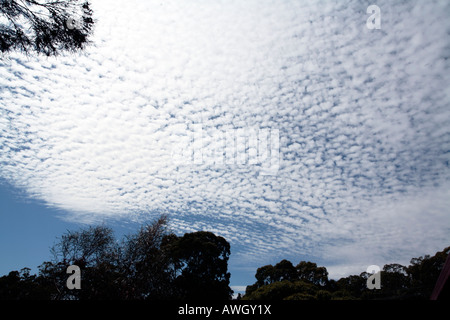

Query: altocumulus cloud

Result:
[1,0,449,277]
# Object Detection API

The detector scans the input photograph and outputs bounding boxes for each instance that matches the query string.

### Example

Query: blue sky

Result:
[0,180,79,275]
[1,0,450,295]
[0,178,262,291]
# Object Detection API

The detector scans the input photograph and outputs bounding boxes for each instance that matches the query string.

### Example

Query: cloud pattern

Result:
[1,0,450,277]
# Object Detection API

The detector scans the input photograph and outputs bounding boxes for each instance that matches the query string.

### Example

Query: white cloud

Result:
[1,0,449,277]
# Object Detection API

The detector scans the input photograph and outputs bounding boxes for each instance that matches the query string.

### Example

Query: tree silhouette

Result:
[120,215,176,299]
[1,218,447,300]
[0,0,94,55]
[243,246,450,300]
[44,225,120,300]
[295,261,329,286]
[244,260,330,300]
[406,246,450,299]
[0,216,233,300]
[165,231,233,300]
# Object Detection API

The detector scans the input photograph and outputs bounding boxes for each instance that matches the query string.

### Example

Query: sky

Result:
[1,0,450,295]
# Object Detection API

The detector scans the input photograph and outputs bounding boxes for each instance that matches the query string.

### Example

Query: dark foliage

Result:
[0,215,233,300]
[1,214,447,300]
[0,0,94,56]
[243,246,450,300]
[164,231,233,300]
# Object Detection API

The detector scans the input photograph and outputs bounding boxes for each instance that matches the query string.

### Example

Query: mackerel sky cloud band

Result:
[0,0,449,278]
